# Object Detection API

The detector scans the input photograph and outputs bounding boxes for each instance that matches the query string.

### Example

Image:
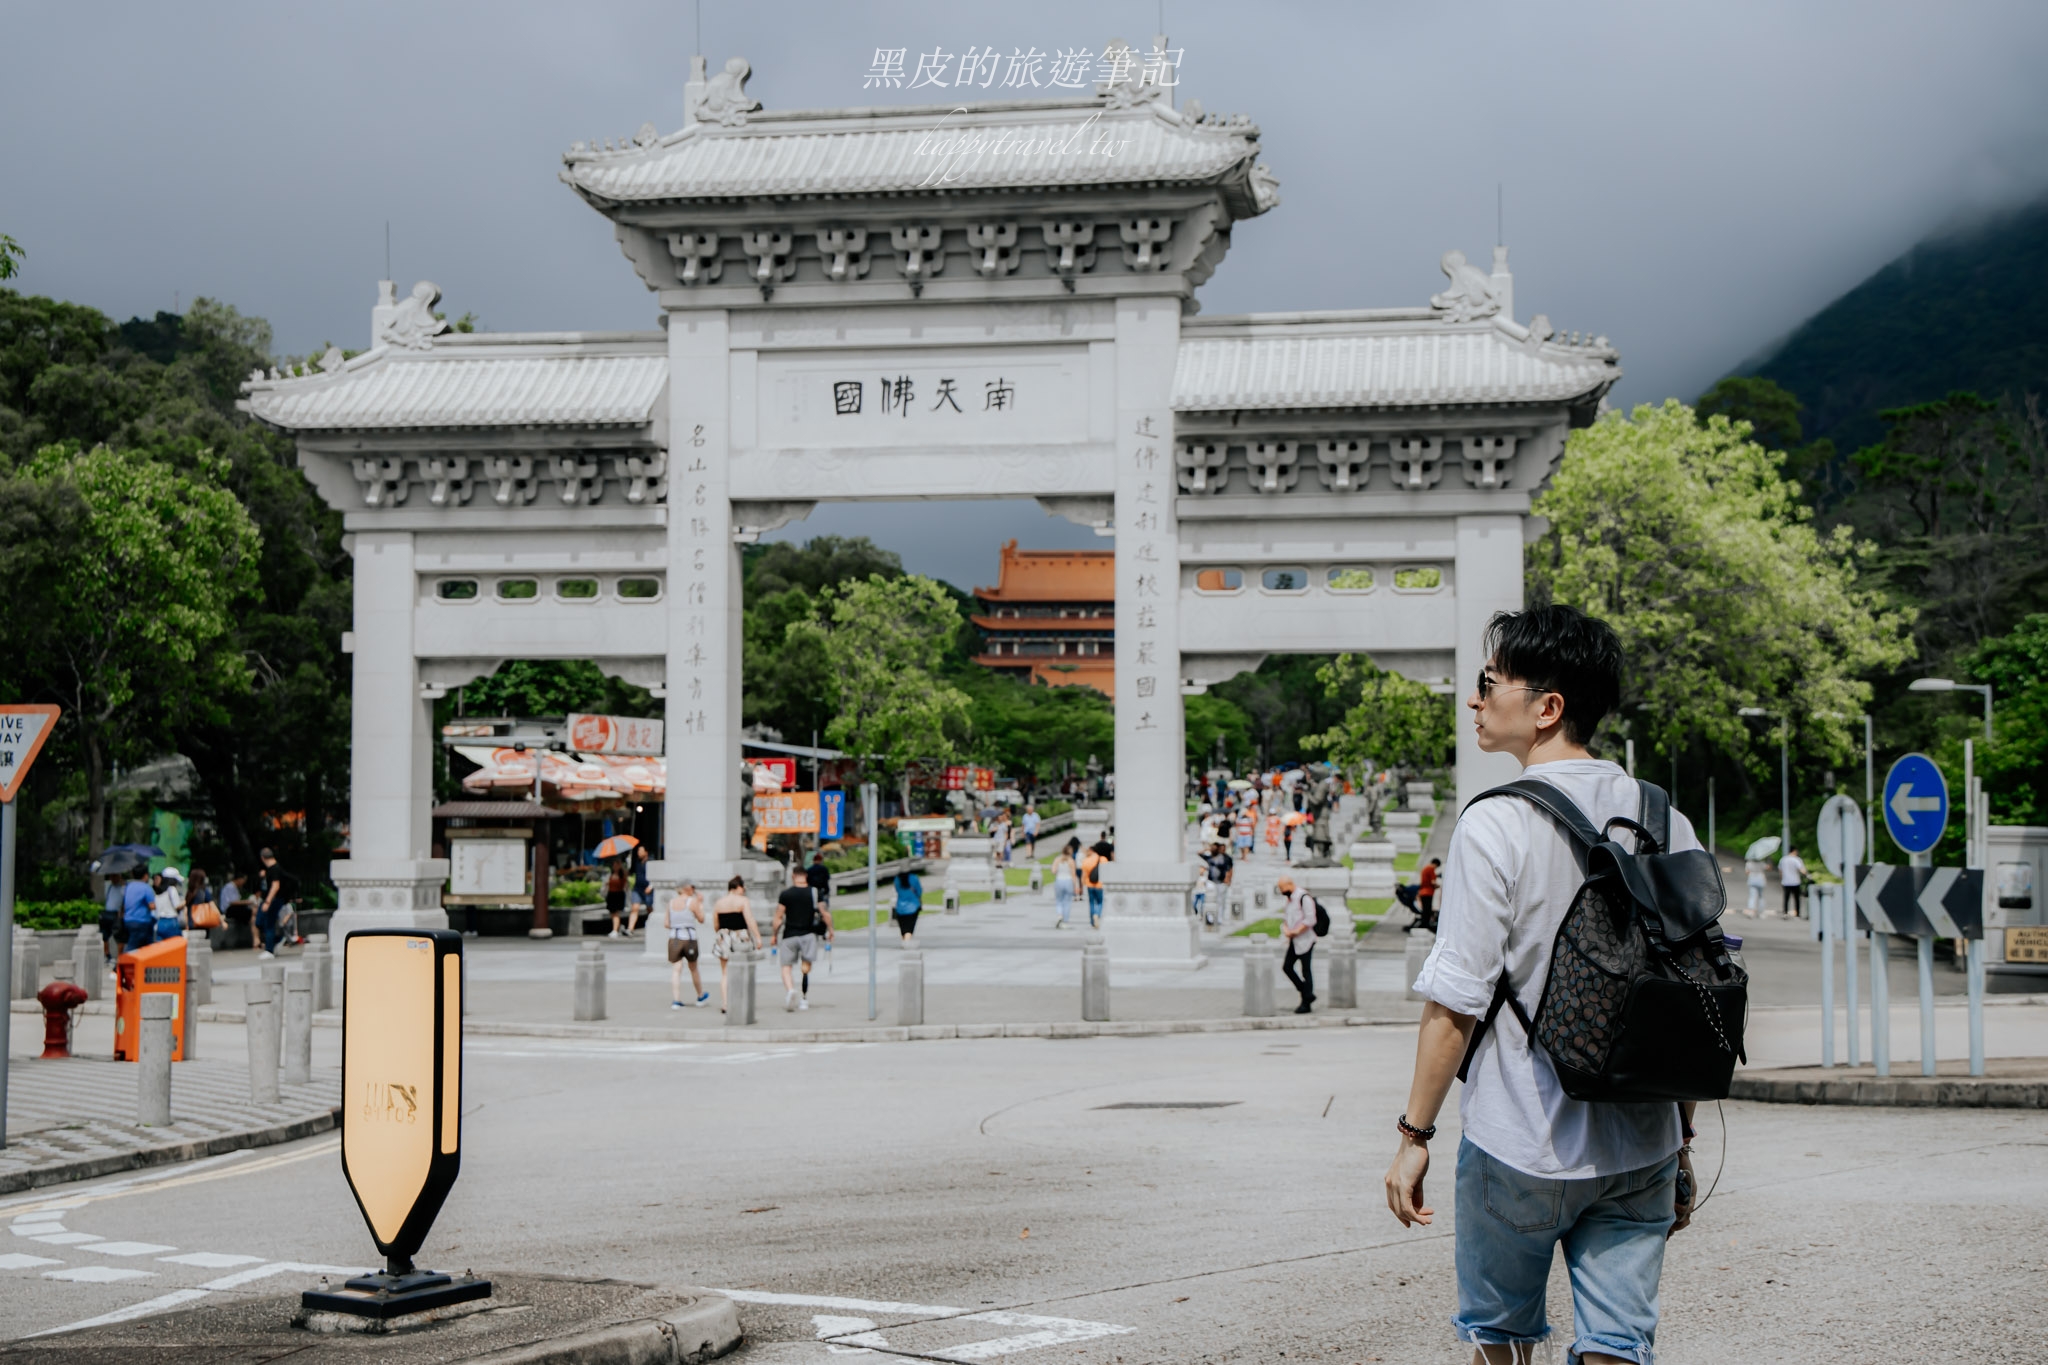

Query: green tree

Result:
[1923,613,2048,827]
[1697,375,1841,502]
[1209,655,1349,769]
[0,443,261,865]
[955,668,1115,784]
[0,234,21,280]
[1184,692,1253,771]
[1529,400,1914,773]
[741,536,906,743]
[1301,655,1453,777]
[789,574,970,811]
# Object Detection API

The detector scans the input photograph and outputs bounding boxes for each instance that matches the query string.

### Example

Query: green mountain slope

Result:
[1741,197,2048,451]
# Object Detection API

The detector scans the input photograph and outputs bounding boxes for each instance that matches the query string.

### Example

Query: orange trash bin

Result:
[114,936,187,1062]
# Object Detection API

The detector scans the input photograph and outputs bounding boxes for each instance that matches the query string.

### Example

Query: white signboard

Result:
[450,838,529,896]
[0,704,58,803]
[566,713,664,757]
[1817,794,1865,879]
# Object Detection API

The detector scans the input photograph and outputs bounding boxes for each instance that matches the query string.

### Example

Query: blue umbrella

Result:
[89,844,166,876]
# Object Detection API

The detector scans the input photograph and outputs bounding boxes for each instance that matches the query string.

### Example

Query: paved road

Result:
[5,1018,2045,1359]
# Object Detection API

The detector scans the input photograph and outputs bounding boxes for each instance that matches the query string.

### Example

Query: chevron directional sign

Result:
[1854,864,1983,939]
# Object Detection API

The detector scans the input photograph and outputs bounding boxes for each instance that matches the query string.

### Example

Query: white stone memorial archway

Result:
[242,55,1618,963]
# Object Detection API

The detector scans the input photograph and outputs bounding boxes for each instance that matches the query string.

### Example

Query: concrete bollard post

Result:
[1243,934,1276,1018]
[1325,927,1358,1011]
[259,961,286,1055]
[52,960,73,983]
[1029,866,1044,894]
[246,981,281,1105]
[11,939,38,1000]
[991,879,1007,903]
[897,947,925,1026]
[138,994,175,1125]
[304,934,332,1012]
[731,946,759,1026]
[73,926,102,1002]
[187,935,213,1006]
[942,886,961,914]
[574,941,607,1022]
[182,957,201,1061]
[1081,933,1111,1022]
[283,969,313,1085]
[1404,928,1436,1002]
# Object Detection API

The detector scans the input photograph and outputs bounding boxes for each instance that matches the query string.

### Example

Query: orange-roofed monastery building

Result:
[971,541,1115,694]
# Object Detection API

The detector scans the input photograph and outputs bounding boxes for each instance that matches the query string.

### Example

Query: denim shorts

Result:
[1453,1137,1677,1364]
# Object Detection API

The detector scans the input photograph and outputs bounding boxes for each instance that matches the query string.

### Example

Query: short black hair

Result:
[1483,604,1623,747]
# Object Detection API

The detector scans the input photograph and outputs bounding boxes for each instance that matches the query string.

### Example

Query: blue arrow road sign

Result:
[1882,752,1949,855]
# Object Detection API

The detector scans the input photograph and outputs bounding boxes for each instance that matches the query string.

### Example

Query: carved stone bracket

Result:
[891,225,944,294]
[1041,222,1097,287]
[1391,437,1444,490]
[1120,217,1173,271]
[816,228,869,282]
[667,232,722,286]
[420,456,472,507]
[1248,440,1300,494]
[353,456,409,507]
[612,451,668,504]
[550,455,602,504]
[485,455,537,506]
[966,222,1020,277]
[1176,441,1228,494]
[730,500,816,543]
[1316,439,1369,492]
[1460,435,1517,489]
[741,230,795,297]
[1037,495,1113,535]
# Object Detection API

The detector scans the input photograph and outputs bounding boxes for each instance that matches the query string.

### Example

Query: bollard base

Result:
[302,1270,493,1321]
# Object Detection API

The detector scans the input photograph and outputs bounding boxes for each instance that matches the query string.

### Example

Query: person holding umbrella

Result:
[593,833,640,937]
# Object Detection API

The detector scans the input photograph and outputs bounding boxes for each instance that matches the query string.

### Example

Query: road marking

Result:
[0,1253,63,1270]
[26,1231,102,1245]
[198,1259,367,1291]
[43,1265,153,1283]
[158,1251,263,1268]
[28,1288,210,1336]
[81,1240,178,1257]
[0,1139,333,1222]
[715,1290,1133,1362]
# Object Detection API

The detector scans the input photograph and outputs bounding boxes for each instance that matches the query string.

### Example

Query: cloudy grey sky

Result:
[7,0,2047,586]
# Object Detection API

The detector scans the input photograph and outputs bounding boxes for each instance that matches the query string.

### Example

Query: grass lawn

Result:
[1348,896,1394,919]
[1233,917,1284,938]
[827,906,907,932]
[1232,907,1386,938]
[1394,852,1420,872]
[1004,866,1034,886]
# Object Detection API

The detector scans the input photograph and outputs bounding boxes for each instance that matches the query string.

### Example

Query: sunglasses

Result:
[1476,670,1548,701]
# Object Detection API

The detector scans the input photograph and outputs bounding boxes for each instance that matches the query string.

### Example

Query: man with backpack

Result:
[1275,874,1324,1013]
[1385,605,1717,1365]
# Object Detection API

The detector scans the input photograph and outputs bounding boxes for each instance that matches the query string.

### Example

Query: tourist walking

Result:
[99,874,124,964]
[254,849,295,958]
[1277,874,1317,1013]
[805,851,832,921]
[1418,857,1442,925]
[1743,854,1766,917]
[1387,605,1694,1365]
[710,876,762,1015]
[773,876,830,1011]
[185,868,219,937]
[1022,804,1040,859]
[666,881,709,1009]
[1051,847,1078,928]
[1081,839,1110,929]
[219,871,248,949]
[1199,839,1234,927]
[120,868,157,951]
[1779,847,1807,919]
[604,860,629,937]
[625,844,652,936]
[152,867,186,941]
[893,868,923,944]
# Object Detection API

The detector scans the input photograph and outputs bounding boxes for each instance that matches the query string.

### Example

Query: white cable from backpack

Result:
[1691,1100,1728,1213]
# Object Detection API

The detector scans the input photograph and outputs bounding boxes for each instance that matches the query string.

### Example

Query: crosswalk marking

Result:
[0,1253,62,1270]
[44,1265,152,1283]
[717,1289,1134,1362]
[27,1289,210,1336]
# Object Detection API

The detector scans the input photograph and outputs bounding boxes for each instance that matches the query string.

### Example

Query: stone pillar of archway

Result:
[328,529,450,943]
[1454,514,1527,806]
[1100,296,1202,968]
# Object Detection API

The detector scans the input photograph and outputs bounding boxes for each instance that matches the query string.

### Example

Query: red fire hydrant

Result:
[37,981,89,1059]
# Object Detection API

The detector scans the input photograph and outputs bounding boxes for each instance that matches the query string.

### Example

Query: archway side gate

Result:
[243,56,1618,964]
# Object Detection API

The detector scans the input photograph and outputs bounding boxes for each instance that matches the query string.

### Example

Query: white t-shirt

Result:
[1414,758,1688,1179]
[1779,854,1806,888]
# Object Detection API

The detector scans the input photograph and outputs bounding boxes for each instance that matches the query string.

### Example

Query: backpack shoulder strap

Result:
[1462,778,1603,852]
[1456,977,1537,1082]
[1635,780,1671,854]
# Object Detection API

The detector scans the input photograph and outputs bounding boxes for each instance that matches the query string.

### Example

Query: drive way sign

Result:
[0,705,59,803]
[1882,753,1948,855]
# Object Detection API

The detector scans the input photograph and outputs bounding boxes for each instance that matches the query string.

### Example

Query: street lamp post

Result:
[1738,707,1789,859]
[1907,677,1993,742]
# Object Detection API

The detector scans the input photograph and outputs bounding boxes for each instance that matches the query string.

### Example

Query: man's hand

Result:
[1669,1146,1695,1238]
[1383,1138,1433,1227]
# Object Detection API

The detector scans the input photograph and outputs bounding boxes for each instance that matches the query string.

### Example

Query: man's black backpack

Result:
[1457,779,1748,1103]
[1309,894,1330,938]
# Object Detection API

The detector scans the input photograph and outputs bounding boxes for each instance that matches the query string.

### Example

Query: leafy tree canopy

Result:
[1301,655,1453,777]
[1530,399,1914,773]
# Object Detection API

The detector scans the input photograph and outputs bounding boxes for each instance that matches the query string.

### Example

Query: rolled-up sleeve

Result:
[1412,807,1517,1016]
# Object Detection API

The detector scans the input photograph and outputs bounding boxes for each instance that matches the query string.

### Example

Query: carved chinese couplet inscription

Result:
[831,376,1016,417]
[1130,415,1164,731]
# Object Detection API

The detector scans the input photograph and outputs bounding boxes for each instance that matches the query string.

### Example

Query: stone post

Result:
[187,935,213,1007]
[71,926,101,1002]
[138,994,174,1125]
[574,941,606,1021]
[1325,926,1358,1011]
[11,938,37,1000]
[246,981,281,1105]
[1081,933,1111,1022]
[897,946,924,1027]
[283,969,313,1086]
[942,886,961,914]
[1384,812,1423,854]
[260,961,286,1056]
[304,933,332,1012]
[1456,514,1525,804]
[1405,928,1436,1002]
[1028,865,1044,894]
[182,958,201,1061]
[1243,933,1276,1018]
[729,945,758,1025]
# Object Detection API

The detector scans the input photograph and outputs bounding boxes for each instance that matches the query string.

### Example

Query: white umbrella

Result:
[1745,836,1781,861]
[1227,778,1254,791]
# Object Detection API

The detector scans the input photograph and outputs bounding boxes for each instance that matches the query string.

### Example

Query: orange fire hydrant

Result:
[37,981,88,1059]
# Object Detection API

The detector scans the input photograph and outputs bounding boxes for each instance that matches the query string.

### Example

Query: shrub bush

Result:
[550,879,601,906]
[17,899,101,931]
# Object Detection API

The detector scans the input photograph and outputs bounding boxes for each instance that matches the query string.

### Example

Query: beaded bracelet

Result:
[1397,1114,1437,1143]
